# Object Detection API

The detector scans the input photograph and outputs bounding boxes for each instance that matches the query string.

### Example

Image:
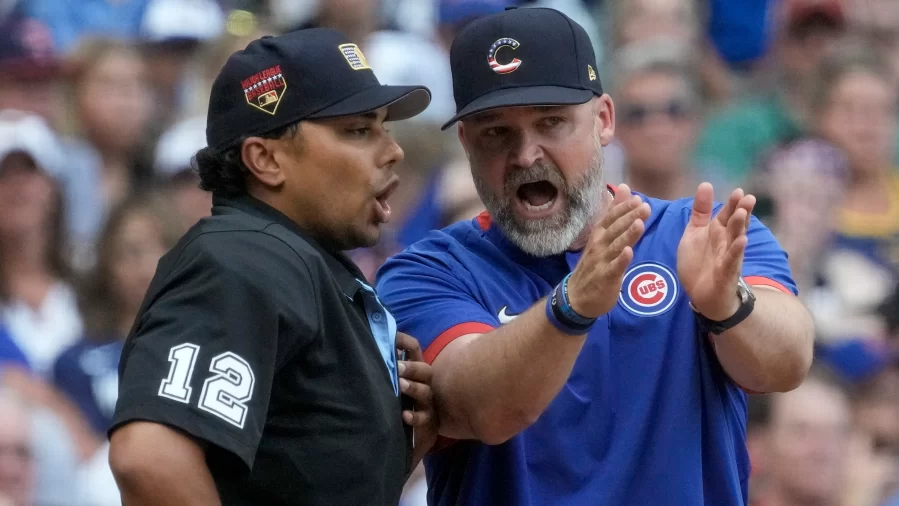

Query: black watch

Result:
[693,277,756,335]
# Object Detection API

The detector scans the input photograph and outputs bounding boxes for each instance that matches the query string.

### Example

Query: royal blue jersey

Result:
[375,191,797,506]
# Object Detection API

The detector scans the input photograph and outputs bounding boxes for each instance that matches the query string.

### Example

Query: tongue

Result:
[518,181,557,207]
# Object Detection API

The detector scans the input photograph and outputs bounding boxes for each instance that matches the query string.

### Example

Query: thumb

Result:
[689,183,715,228]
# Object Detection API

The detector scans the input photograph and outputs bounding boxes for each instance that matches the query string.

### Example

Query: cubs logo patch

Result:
[487,38,521,74]
[619,262,679,317]
[339,43,371,71]
[241,65,286,115]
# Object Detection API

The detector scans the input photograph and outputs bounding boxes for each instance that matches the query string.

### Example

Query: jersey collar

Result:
[212,194,367,298]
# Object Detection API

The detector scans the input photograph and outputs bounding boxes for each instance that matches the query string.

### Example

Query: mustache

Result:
[503,163,566,194]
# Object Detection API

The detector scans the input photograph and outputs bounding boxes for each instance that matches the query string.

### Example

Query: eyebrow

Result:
[468,105,569,125]
[468,111,502,125]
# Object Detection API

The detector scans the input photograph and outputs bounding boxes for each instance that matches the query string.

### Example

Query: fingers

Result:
[607,201,650,235]
[607,245,634,274]
[719,235,748,276]
[605,213,646,259]
[400,375,434,427]
[600,193,643,229]
[726,208,748,245]
[714,187,743,227]
[612,183,632,206]
[395,332,423,362]
[738,194,756,233]
[403,408,432,426]
[398,361,432,384]
[689,182,716,227]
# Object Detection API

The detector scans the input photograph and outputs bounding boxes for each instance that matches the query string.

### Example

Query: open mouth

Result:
[373,177,400,223]
[516,180,559,212]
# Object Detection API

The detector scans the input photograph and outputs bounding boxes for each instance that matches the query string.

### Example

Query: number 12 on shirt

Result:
[158,343,256,429]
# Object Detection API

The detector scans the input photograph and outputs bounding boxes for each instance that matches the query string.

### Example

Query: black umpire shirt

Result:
[110,194,411,505]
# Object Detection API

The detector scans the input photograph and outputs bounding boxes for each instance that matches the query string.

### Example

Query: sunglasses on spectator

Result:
[619,99,693,126]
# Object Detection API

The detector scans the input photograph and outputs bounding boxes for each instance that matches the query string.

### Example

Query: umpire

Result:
[107,28,436,505]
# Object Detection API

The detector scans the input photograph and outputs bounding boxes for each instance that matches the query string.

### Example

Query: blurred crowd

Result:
[0,0,898,505]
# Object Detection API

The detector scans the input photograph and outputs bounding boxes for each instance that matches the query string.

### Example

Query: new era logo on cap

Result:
[443,7,603,130]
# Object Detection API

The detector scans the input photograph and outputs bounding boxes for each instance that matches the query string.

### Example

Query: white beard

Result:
[472,134,605,257]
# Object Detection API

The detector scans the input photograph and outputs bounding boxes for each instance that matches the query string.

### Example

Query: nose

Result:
[508,129,544,169]
[379,135,405,170]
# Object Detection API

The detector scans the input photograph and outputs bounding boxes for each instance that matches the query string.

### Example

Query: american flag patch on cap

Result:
[339,43,371,71]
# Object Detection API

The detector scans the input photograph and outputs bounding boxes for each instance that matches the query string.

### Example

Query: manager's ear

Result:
[457,122,473,161]
[594,94,615,147]
[241,136,286,189]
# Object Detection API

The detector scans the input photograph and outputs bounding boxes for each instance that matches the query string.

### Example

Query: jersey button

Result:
[372,312,383,322]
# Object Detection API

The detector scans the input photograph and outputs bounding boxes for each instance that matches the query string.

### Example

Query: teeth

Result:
[523,199,554,212]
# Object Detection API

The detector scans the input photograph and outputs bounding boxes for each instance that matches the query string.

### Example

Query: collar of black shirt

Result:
[212,193,367,299]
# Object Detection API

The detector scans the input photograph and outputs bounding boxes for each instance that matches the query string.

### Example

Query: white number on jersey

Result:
[157,345,255,429]
[198,352,256,429]
[158,343,200,402]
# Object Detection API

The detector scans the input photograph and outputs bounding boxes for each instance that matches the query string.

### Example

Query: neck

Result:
[627,166,691,201]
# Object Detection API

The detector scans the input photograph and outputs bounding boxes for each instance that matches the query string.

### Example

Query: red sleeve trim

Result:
[744,276,791,295]
[421,322,496,455]
[423,322,495,365]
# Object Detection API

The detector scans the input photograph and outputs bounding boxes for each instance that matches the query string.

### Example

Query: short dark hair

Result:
[193,122,300,197]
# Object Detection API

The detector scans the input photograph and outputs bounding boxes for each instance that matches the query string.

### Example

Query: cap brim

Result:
[308,84,431,122]
[441,86,595,130]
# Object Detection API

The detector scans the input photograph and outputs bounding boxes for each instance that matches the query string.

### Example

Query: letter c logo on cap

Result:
[487,38,521,75]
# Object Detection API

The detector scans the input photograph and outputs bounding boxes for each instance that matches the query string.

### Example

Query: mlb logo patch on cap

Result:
[242,65,286,115]
[339,43,371,71]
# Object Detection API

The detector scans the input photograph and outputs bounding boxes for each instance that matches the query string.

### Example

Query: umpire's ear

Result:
[240,135,287,189]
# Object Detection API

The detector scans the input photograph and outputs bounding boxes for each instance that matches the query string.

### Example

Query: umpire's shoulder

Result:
[165,214,321,293]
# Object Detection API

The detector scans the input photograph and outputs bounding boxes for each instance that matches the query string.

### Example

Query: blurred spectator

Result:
[0,388,34,506]
[693,0,850,189]
[0,13,65,125]
[846,0,899,89]
[60,38,155,270]
[752,138,849,294]
[747,366,854,506]
[19,0,150,54]
[52,192,181,437]
[818,339,899,505]
[707,0,772,71]
[611,39,723,200]
[607,0,735,105]
[0,111,82,378]
[809,43,899,341]
[138,0,225,129]
[154,115,212,231]
[179,10,276,121]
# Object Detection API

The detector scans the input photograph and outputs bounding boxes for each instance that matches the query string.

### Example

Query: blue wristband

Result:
[545,274,596,335]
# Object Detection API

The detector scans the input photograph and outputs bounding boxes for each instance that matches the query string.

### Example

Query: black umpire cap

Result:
[442,7,603,130]
[206,28,432,150]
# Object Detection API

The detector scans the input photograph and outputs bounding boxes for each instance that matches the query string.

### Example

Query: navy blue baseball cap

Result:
[442,7,603,130]
[206,28,431,150]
